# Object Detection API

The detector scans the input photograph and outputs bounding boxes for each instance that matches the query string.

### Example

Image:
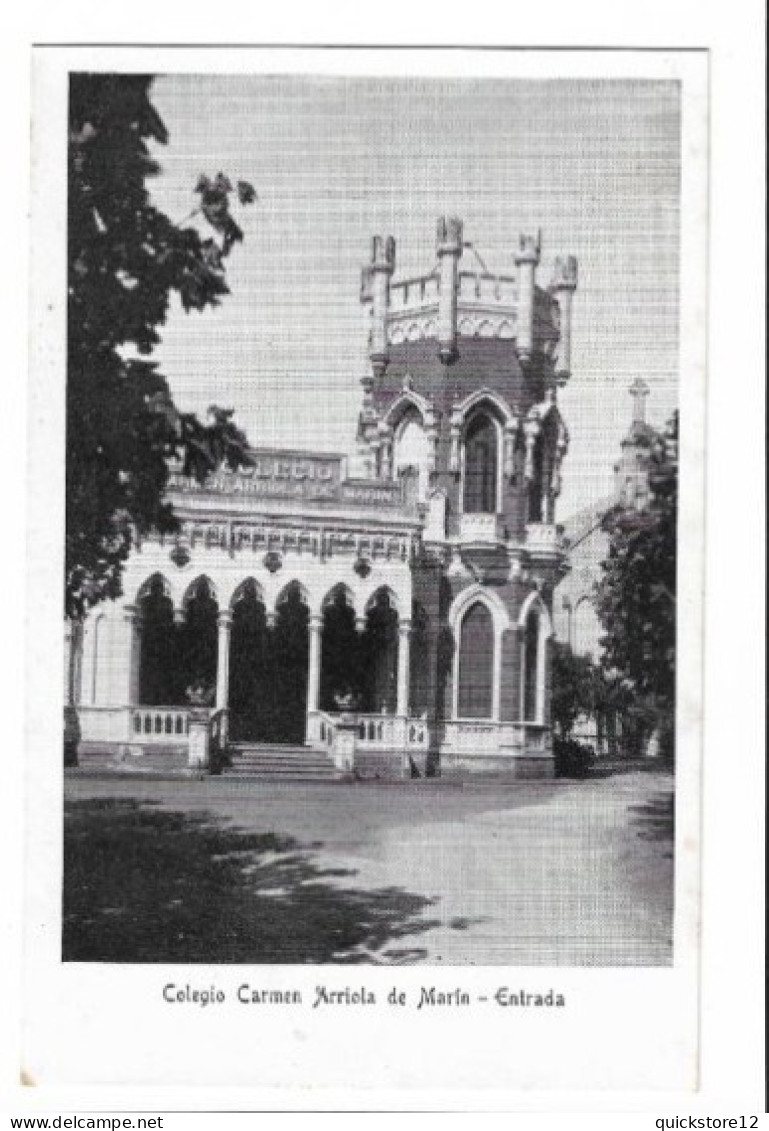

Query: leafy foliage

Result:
[550,641,602,738]
[594,412,678,759]
[67,74,257,618]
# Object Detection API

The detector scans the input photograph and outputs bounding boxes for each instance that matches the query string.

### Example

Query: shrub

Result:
[553,736,595,779]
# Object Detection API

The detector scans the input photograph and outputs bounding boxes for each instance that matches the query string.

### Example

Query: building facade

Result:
[66,218,579,779]
[552,379,661,755]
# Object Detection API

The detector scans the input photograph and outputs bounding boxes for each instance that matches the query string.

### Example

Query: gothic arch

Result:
[135,572,172,604]
[454,387,516,427]
[462,409,501,514]
[229,577,265,611]
[364,585,401,618]
[182,575,218,610]
[381,388,432,431]
[448,585,510,722]
[275,579,310,609]
[517,589,554,637]
[321,582,355,612]
[519,590,553,725]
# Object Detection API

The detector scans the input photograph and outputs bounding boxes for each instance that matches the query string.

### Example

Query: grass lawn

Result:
[63,770,673,965]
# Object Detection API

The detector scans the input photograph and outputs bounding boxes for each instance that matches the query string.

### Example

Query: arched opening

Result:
[394,409,430,501]
[527,411,560,524]
[178,577,218,703]
[138,574,179,705]
[360,589,399,713]
[320,585,360,711]
[463,412,498,513]
[456,601,495,719]
[409,599,431,717]
[521,601,549,724]
[271,582,309,744]
[228,580,270,743]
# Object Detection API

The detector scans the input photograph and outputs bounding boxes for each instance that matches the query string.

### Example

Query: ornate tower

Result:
[358,219,579,776]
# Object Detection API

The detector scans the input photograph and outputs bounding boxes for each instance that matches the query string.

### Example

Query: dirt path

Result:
[64,771,673,966]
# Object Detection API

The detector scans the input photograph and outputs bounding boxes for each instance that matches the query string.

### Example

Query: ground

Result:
[63,769,673,966]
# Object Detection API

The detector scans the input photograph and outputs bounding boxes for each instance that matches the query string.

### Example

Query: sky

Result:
[148,73,681,518]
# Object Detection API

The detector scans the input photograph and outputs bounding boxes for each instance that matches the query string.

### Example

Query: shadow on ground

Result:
[63,798,445,964]
[627,790,674,854]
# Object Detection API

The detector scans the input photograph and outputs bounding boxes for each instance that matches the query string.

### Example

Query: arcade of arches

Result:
[136,574,421,745]
[134,571,548,741]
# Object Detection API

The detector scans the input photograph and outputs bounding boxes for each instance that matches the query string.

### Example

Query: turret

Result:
[549,255,578,381]
[362,235,396,377]
[436,216,463,364]
[514,232,540,364]
[614,380,653,509]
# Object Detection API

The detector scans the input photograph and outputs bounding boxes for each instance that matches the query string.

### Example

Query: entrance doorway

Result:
[228,580,309,745]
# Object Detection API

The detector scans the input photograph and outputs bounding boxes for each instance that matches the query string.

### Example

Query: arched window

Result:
[523,607,540,722]
[457,601,494,718]
[527,434,544,523]
[463,413,498,513]
[394,410,430,500]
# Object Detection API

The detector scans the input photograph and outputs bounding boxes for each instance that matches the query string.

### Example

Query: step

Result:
[222,742,338,780]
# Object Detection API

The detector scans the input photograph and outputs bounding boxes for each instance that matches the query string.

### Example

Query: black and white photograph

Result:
[60,67,681,970]
[20,41,748,1098]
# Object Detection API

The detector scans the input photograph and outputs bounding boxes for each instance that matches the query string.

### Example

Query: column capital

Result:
[309,613,324,631]
[123,604,143,629]
[217,609,233,628]
[398,619,413,636]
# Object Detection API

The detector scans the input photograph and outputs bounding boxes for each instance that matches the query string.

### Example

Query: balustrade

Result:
[131,707,190,743]
[525,523,564,553]
[459,513,504,544]
[307,710,428,753]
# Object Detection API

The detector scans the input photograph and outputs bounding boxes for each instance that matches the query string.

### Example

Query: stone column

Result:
[436,216,463,364]
[307,614,323,714]
[216,609,233,711]
[396,619,412,717]
[64,619,73,705]
[536,619,549,724]
[365,235,396,377]
[515,233,540,364]
[63,619,84,767]
[549,255,578,381]
[123,605,142,706]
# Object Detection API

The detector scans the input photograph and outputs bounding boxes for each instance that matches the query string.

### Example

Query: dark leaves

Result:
[594,412,678,720]
[66,75,258,618]
[237,179,257,204]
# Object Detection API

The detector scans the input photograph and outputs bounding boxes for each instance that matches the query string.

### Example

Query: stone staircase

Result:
[222,742,340,781]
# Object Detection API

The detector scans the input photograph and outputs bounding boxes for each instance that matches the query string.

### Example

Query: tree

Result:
[550,641,602,739]
[594,412,678,761]
[67,74,257,619]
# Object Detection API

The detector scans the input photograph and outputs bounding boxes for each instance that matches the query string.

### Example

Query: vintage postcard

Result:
[23,46,709,1093]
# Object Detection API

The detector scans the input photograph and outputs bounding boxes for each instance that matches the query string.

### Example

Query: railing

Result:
[405,718,429,749]
[355,714,429,751]
[459,513,504,544]
[525,523,565,553]
[130,707,190,743]
[442,719,552,755]
[442,720,503,753]
[209,708,229,756]
[307,711,429,752]
[306,710,338,751]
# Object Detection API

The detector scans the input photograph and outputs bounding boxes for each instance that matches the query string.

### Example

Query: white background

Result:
[1,1,765,1122]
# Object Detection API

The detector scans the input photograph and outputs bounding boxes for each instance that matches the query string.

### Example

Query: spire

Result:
[629,379,650,425]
